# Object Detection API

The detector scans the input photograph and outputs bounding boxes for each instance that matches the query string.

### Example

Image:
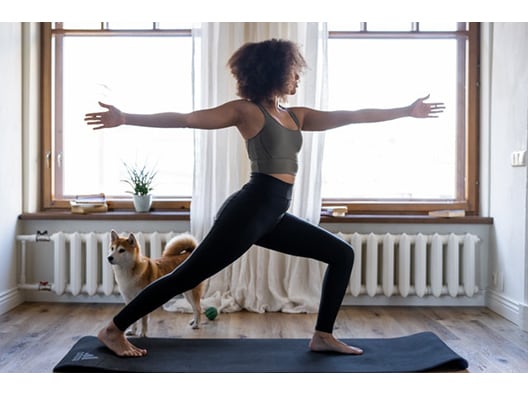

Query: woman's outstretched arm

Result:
[292,95,445,132]
[84,101,243,131]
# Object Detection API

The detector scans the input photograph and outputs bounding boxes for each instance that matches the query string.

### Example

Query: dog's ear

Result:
[111,230,119,241]
[127,233,137,246]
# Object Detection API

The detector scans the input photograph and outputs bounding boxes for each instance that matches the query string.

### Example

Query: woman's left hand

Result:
[409,94,445,118]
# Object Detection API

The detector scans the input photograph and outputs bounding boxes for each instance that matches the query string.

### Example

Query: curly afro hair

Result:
[227,39,307,102]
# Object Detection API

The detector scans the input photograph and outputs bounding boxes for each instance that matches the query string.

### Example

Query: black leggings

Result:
[113,173,354,333]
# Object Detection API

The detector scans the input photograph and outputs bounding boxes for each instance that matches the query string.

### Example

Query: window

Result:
[41,22,479,215]
[41,23,194,210]
[322,22,480,215]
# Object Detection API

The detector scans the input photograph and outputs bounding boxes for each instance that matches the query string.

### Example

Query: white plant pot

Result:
[133,194,152,212]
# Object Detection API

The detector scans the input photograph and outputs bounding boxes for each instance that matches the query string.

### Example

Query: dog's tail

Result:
[163,233,198,257]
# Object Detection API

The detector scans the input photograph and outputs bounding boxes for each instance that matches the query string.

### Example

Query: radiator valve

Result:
[36,230,50,242]
[38,281,52,291]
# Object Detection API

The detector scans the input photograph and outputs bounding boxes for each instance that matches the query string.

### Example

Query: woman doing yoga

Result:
[85,38,444,357]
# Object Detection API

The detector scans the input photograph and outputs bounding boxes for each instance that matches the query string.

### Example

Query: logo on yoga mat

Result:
[72,351,99,362]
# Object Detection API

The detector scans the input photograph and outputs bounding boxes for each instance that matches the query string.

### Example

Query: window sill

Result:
[18,209,191,221]
[19,210,493,224]
[320,214,492,224]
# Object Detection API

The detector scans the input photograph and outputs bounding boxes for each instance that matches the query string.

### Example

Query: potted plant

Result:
[122,161,157,212]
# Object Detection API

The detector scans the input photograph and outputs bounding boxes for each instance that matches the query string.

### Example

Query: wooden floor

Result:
[1,302,528,373]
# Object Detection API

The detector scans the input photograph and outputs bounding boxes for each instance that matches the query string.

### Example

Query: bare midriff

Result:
[269,173,295,185]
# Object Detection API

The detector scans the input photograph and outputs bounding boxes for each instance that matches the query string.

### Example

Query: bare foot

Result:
[309,331,363,355]
[97,321,147,357]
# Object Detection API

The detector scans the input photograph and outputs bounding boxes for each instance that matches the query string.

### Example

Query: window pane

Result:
[327,22,363,31]
[364,22,413,31]
[158,22,193,30]
[105,22,155,30]
[323,38,458,200]
[58,35,194,198]
[418,22,460,31]
[57,23,103,30]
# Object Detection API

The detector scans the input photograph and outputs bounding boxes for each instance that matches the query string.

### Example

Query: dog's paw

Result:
[189,319,200,329]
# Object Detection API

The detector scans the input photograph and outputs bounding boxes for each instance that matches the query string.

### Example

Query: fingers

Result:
[417,95,445,110]
[84,114,103,123]
[85,119,103,126]
[85,122,104,130]
[412,96,445,118]
[419,96,445,109]
[428,102,446,113]
[84,112,103,119]
[84,113,106,130]
[426,104,445,118]
[84,102,115,130]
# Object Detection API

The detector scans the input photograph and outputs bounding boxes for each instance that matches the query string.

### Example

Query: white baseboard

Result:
[0,288,24,315]
[486,289,523,326]
[5,286,523,330]
[519,303,528,331]
[342,293,485,306]
[20,290,122,304]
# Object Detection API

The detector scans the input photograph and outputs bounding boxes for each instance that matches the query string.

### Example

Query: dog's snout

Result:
[107,255,114,263]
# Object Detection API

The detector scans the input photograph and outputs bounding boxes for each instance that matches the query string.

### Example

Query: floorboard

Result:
[1,303,527,373]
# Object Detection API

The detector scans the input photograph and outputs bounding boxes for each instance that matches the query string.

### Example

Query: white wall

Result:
[485,23,528,329]
[0,23,23,314]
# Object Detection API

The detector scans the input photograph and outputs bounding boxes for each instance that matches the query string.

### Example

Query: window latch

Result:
[45,151,51,168]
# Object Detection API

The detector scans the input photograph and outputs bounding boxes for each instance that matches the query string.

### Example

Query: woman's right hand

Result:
[84,102,124,130]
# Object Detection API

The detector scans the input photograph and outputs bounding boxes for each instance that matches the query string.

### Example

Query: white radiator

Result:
[16,231,480,299]
[338,232,480,298]
[16,231,183,296]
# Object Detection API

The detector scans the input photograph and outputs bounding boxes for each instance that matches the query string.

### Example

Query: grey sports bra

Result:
[246,104,303,176]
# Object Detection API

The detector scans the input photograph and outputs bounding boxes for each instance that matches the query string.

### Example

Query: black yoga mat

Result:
[53,331,468,373]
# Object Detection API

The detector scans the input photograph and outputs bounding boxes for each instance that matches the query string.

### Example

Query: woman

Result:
[85,38,444,357]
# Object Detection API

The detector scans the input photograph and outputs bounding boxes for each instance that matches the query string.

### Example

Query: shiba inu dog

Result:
[108,230,204,336]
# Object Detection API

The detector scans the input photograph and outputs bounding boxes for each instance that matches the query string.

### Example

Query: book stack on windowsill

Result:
[428,209,466,218]
[321,206,348,217]
[70,193,108,214]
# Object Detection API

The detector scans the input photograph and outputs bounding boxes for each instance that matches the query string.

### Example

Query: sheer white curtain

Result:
[165,22,329,314]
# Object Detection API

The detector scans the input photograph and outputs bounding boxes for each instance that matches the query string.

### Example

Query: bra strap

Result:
[286,109,301,129]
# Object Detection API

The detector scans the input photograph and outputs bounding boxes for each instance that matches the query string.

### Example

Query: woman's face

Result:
[286,68,300,95]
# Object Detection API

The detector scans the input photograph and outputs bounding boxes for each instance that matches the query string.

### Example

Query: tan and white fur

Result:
[108,230,204,337]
